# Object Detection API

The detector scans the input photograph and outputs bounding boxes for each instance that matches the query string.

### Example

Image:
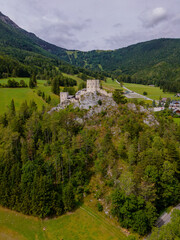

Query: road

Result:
[115,80,153,101]
[144,203,180,240]
[156,203,180,227]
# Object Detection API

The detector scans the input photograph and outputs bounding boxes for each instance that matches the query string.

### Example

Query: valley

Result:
[0,9,180,240]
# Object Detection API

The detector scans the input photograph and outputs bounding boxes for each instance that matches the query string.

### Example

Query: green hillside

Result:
[1,11,180,93]
[0,204,127,240]
[66,38,180,74]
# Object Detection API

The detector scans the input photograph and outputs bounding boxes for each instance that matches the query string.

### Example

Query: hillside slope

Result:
[66,38,180,74]
[1,11,180,91]
[0,11,68,62]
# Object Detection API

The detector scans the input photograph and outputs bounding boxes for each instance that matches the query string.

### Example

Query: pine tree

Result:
[10,99,16,116]
[29,78,34,89]
[51,78,60,95]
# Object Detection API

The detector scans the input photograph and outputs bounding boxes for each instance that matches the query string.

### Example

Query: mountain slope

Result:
[1,11,180,81]
[0,11,68,61]
[65,38,180,74]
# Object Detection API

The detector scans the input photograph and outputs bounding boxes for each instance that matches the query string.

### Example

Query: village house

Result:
[169,100,180,109]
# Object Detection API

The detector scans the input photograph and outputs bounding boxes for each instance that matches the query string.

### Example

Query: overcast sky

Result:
[0,0,180,51]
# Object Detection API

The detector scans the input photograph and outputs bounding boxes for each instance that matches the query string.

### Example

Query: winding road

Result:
[155,203,180,227]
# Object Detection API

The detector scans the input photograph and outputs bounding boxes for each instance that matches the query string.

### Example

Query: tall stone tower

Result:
[60,92,68,103]
[86,79,100,92]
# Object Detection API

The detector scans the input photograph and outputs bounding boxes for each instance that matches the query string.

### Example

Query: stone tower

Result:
[60,92,68,103]
[86,79,100,92]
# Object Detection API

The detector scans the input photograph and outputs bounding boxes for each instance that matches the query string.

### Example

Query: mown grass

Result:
[0,206,44,240]
[102,78,122,91]
[0,87,48,116]
[0,78,59,115]
[173,118,180,124]
[0,205,127,240]
[0,74,84,115]
[123,83,179,100]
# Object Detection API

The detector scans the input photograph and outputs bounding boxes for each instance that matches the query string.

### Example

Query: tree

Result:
[112,89,127,104]
[9,99,16,116]
[62,183,75,211]
[29,78,34,88]
[51,77,60,95]
[152,100,156,107]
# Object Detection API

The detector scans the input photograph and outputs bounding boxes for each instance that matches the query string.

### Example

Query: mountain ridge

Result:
[1,11,180,92]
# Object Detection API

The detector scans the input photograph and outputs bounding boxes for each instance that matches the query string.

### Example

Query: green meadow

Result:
[123,83,179,100]
[102,78,123,91]
[0,78,50,115]
[0,87,48,115]
[101,79,179,102]
[0,74,85,115]
[0,205,128,240]
[173,118,180,124]
[0,78,59,115]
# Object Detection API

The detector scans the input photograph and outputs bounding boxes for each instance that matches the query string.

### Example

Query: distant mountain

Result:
[1,11,180,91]
[0,11,69,62]
[65,38,180,74]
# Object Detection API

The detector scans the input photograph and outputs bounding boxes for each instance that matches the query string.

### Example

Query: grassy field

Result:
[0,205,128,240]
[0,75,85,115]
[0,87,48,116]
[102,78,123,91]
[123,83,178,100]
[0,78,59,115]
[101,79,179,102]
[173,118,180,124]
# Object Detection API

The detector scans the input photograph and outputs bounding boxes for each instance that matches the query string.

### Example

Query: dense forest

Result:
[0,100,180,235]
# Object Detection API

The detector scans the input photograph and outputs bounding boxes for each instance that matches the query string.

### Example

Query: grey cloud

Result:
[105,33,142,50]
[140,7,169,28]
[1,0,180,51]
[35,18,91,50]
[113,23,122,28]
[172,15,180,25]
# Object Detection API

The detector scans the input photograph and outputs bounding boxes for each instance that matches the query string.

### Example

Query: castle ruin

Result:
[60,79,112,103]
[86,79,100,92]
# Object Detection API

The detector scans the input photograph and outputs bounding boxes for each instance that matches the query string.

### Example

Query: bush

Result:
[97,202,103,212]
[98,99,102,105]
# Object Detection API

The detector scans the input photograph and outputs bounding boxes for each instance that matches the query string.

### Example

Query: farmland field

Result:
[0,78,59,115]
[0,87,48,116]
[123,83,179,100]
[0,74,86,115]
[102,78,123,91]
[0,205,128,240]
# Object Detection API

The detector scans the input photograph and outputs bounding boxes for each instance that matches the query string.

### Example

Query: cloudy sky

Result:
[0,0,180,51]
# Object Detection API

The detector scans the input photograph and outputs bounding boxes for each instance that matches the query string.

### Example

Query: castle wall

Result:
[98,89,112,97]
[87,79,100,92]
[60,92,68,103]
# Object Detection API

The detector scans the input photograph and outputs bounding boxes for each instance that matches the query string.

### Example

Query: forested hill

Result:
[1,11,180,76]
[0,12,105,80]
[66,38,180,74]
[0,11,68,61]
[1,11,180,91]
